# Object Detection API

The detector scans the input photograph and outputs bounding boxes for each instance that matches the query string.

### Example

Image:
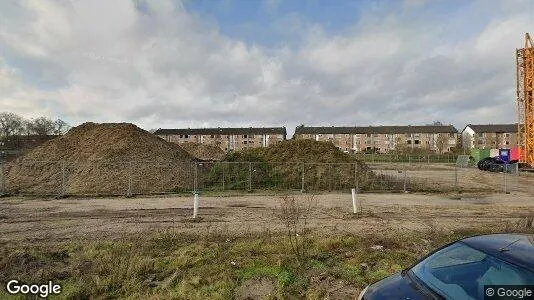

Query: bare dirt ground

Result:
[369,163,534,194]
[1,190,533,244]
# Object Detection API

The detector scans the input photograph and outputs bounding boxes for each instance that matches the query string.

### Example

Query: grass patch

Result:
[1,226,533,299]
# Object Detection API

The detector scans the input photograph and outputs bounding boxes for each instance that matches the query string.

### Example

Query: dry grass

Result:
[1,221,532,299]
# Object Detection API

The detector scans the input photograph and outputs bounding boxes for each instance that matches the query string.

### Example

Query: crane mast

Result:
[517,33,534,166]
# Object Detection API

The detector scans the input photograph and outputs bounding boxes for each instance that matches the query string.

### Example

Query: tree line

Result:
[0,112,71,140]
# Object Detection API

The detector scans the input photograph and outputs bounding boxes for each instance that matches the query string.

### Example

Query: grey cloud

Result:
[0,0,532,133]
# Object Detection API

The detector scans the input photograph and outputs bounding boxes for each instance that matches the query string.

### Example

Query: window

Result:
[411,242,534,299]
[407,140,412,145]
[210,135,214,138]
[179,135,183,138]
[415,140,420,145]
[243,141,247,144]
[373,134,379,138]
[449,133,455,137]
[505,141,510,145]
[367,134,371,137]
[243,135,248,138]
[478,133,484,138]
[184,135,189,138]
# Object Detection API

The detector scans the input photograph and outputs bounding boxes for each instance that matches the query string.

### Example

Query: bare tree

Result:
[29,117,56,135]
[394,136,407,153]
[436,134,449,154]
[54,119,71,135]
[0,112,24,140]
[462,134,473,151]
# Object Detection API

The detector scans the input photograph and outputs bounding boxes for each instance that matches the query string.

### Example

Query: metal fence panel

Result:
[1,159,532,196]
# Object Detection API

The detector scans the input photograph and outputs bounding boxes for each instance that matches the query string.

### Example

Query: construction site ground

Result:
[2,190,533,244]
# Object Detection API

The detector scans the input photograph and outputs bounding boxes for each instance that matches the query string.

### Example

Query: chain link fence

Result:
[353,153,460,164]
[0,160,531,197]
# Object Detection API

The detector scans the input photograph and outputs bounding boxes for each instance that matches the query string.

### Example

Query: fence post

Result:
[358,178,362,212]
[127,161,132,197]
[194,162,198,193]
[351,188,358,214]
[193,192,199,218]
[301,162,305,193]
[354,163,358,189]
[0,161,5,195]
[222,162,225,191]
[60,160,66,197]
[403,165,407,193]
[503,166,508,194]
[454,164,458,191]
[248,162,252,192]
[329,163,333,191]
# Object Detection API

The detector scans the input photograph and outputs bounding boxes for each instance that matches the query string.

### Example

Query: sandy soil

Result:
[1,191,533,244]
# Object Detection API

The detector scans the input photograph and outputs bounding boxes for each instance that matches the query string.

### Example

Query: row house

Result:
[154,127,287,151]
[461,124,519,149]
[294,125,459,153]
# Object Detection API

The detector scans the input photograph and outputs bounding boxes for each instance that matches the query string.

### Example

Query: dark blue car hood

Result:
[364,272,440,300]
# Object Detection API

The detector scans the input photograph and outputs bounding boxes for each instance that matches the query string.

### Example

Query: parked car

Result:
[477,157,517,173]
[359,234,534,300]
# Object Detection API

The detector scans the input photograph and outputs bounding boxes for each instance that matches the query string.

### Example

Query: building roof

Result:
[154,127,287,136]
[294,125,458,135]
[464,124,518,133]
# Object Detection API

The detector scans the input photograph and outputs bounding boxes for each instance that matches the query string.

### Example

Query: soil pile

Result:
[226,139,360,163]
[206,139,377,191]
[5,123,195,195]
[179,142,225,161]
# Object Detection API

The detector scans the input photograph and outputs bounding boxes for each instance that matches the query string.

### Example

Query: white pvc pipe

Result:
[193,193,199,218]
[351,188,358,214]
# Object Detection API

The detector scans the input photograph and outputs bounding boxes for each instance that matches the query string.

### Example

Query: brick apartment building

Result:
[294,125,459,153]
[461,124,518,149]
[154,127,287,151]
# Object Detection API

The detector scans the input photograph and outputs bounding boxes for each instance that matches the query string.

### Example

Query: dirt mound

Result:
[179,142,225,161]
[203,140,377,191]
[5,122,194,195]
[226,139,359,163]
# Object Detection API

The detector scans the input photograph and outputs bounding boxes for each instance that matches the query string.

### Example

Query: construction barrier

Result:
[470,149,480,162]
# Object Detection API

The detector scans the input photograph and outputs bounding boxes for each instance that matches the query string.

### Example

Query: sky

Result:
[1,0,534,136]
